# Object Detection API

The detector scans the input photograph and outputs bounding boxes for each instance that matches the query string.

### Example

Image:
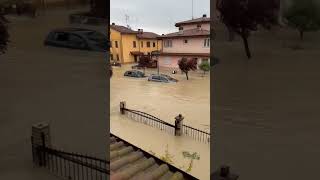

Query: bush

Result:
[199,61,210,76]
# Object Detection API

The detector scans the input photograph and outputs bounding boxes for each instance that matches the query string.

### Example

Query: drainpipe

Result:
[120,34,124,63]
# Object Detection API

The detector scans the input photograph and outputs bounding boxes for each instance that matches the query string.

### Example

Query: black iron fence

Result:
[31,134,109,180]
[124,108,176,135]
[182,124,210,143]
[122,106,210,143]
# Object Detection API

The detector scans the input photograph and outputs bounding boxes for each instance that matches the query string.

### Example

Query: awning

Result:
[130,51,144,55]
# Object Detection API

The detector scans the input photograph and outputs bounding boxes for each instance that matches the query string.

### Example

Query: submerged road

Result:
[213,24,320,179]
[0,8,107,179]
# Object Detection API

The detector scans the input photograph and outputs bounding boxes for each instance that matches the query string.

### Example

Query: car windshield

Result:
[161,74,175,81]
[84,31,108,49]
[85,31,106,41]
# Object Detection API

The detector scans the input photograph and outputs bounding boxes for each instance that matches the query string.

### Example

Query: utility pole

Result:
[192,0,194,19]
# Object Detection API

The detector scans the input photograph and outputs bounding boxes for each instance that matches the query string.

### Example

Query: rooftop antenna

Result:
[192,0,194,19]
[125,14,130,29]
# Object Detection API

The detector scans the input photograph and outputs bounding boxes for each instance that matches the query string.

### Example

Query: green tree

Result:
[199,61,210,76]
[285,0,320,40]
[216,0,279,59]
[0,14,9,54]
[178,57,197,80]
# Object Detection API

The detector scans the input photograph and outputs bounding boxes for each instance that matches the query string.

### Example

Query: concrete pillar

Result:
[120,101,126,114]
[31,122,51,166]
[174,114,184,136]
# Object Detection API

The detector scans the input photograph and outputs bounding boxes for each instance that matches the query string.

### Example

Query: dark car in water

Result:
[124,70,145,78]
[44,28,108,52]
[148,74,178,83]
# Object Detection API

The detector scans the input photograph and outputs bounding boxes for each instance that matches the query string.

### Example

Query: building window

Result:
[197,24,201,28]
[141,41,143,48]
[115,41,118,48]
[184,39,188,44]
[116,54,119,61]
[147,41,151,47]
[204,38,210,47]
[133,41,136,48]
[153,42,156,47]
[164,40,172,47]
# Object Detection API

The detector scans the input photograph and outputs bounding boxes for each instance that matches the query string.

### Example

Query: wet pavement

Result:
[0,7,107,179]
[110,65,210,180]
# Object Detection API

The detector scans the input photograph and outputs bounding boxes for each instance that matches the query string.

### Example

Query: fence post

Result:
[211,165,239,180]
[31,122,51,166]
[120,101,126,114]
[174,114,184,136]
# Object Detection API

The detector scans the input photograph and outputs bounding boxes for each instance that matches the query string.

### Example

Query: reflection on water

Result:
[110,65,210,179]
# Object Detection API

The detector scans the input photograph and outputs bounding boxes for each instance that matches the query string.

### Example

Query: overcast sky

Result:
[110,0,210,35]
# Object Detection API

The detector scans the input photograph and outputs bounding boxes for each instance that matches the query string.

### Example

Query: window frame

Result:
[147,41,151,48]
[204,38,210,48]
[115,41,119,48]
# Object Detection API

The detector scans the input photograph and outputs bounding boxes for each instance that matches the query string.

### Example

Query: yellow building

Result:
[110,24,162,64]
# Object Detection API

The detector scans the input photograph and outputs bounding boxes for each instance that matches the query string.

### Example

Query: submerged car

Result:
[124,70,145,78]
[44,28,108,52]
[148,74,178,83]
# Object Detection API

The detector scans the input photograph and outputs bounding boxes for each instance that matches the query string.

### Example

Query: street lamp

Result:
[151,51,161,75]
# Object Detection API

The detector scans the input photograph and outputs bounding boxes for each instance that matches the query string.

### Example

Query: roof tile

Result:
[175,17,210,26]
[110,134,198,180]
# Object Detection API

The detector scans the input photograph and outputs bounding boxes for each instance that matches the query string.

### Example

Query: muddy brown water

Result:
[0,8,107,179]
[213,24,320,179]
[110,65,210,179]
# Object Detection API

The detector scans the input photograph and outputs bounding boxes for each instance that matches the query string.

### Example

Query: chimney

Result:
[162,34,164,36]
[203,14,207,18]
[178,26,183,35]
[138,29,143,34]
[111,22,115,25]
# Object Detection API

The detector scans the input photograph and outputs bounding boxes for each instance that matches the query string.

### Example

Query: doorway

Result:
[134,55,138,63]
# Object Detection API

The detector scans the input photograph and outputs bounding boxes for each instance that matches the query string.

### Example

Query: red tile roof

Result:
[158,28,210,39]
[110,25,138,34]
[175,17,210,27]
[110,134,198,180]
[137,32,160,39]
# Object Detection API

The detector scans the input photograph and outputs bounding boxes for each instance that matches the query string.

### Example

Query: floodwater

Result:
[0,7,107,179]
[213,24,320,179]
[110,65,210,179]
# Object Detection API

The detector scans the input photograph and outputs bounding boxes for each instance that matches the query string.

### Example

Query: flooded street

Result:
[0,8,107,179]
[213,24,320,179]
[110,65,210,179]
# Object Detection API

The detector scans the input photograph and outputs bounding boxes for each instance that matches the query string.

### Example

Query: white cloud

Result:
[110,0,210,34]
